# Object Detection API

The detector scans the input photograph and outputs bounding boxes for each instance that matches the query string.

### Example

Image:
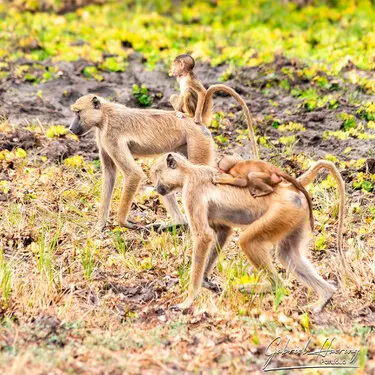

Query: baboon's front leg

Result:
[161,194,187,225]
[150,194,188,233]
[174,232,214,310]
[173,202,214,310]
[97,147,117,231]
[106,143,145,229]
[213,174,248,187]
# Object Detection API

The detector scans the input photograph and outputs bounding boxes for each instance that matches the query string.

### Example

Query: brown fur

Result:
[70,94,216,230]
[151,153,340,312]
[215,155,314,230]
[170,54,258,159]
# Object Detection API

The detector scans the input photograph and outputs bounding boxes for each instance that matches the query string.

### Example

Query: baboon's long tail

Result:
[201,84,259,159]
[298,161,347,271]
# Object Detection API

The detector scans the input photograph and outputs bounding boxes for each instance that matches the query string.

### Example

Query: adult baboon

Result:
[70,94,215,231]
[151,153,347,312]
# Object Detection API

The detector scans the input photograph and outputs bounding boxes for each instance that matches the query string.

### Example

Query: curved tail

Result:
[298,161,346,271]
[200,84,259,159]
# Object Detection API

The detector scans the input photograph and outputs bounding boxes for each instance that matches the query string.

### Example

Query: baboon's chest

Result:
[179,77,188,93]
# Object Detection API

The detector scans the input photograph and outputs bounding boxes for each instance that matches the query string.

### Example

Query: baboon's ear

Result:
[166,154,177,169]
[92,96,101,109]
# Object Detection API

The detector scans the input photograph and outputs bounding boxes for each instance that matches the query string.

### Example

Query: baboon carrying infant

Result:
[151,153,347,312]
[215,155,315,230]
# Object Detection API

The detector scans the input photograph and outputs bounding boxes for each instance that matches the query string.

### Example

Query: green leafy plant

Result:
[357,103,375,121]
[353,172,374,193]
[339,113,357,131]
[83,66,104,81]
[100,57,126,72]
[132,84,152,107]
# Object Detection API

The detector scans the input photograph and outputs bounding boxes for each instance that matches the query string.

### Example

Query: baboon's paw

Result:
[194,116,202,124]
[118,220,146,230]
[307,294,334,313]
[202,279,222,294]
[96,222,107,232]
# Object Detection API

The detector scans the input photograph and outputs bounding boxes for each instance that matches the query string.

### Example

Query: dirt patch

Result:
[0,129,39,151]
[2,52,374,163]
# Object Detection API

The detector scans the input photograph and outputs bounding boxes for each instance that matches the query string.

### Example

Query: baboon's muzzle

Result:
[69,113,86,135]
[156,185,169,196]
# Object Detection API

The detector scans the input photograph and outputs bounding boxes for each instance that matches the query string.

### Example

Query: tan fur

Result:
[215,155,314,230]
[70,94,216,230]
[170,55,206,124]
[151,153,339,312]
[170,54,258,159]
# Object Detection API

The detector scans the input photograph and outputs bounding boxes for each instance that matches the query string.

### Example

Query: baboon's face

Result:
[151,153,185,195]
[218,155,238,172]
[170,60,185,76]
[69,94,103,135]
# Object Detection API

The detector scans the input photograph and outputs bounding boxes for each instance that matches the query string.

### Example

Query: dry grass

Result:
[0,133,374,374]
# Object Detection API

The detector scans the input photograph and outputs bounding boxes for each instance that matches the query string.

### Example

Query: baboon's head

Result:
[218,155,240,172]
[69,94,105,135]
[151,153,188,196]
[171,54,195,76]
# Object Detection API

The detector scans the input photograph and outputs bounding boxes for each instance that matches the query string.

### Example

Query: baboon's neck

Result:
[185,165,216,185]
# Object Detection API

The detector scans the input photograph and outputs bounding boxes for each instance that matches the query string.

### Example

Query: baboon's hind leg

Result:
[277,221,336,312]
[247,172,274,197]
[238,204,304,293]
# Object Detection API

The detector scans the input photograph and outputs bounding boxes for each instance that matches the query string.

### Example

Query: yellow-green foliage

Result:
[46,125,68,138]
[0,148,27,161]
[64,155,85,168]
[2,1,375,75]
[279,135,296,145]
[278,122,306,132]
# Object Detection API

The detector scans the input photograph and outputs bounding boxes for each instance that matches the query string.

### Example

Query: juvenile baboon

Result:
[170,54,206,124]
[151,153,348,312]
[70,94,216,231]
[214,155,314,230]
[170,54,258,158]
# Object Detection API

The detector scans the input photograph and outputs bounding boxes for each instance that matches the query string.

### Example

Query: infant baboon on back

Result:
[215,155,314,230]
